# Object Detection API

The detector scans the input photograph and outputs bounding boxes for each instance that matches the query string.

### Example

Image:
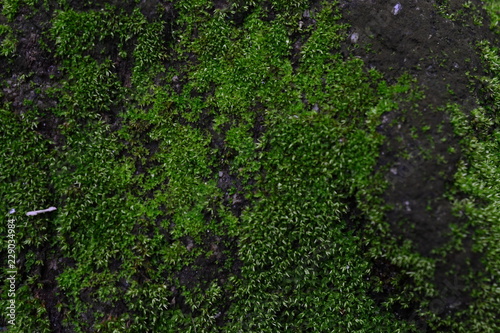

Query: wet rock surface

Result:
[341,0,499,322]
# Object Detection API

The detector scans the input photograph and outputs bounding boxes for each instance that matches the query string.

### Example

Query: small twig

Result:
[26,207,57,216]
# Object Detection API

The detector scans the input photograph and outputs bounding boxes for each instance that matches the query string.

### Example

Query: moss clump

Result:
[1,0,499,332]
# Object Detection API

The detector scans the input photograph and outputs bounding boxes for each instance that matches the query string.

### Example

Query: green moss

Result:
[442,41,500,332]
[1,0,498,332]
[484,0,500,34]
[0,24,17,57]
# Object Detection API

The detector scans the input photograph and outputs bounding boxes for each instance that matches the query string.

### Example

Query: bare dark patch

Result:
[340,0,498,326]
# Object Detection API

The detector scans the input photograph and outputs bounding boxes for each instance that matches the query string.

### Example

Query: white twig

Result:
[26,207,57,216]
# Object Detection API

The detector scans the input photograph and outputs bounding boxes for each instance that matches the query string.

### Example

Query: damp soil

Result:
[1,0,499,331]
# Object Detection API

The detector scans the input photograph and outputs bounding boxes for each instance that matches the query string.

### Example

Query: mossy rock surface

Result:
[1,0,499,332]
